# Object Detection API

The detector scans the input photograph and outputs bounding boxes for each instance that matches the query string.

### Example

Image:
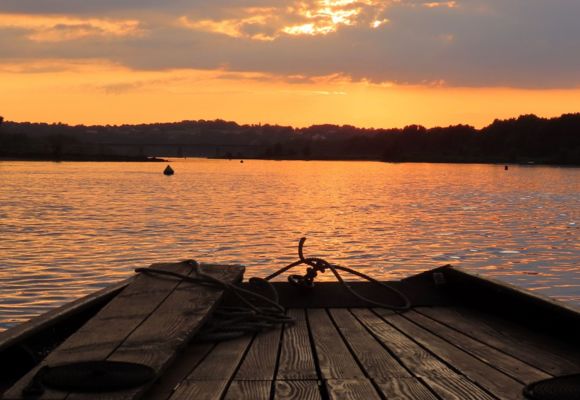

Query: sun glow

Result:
[2,60,580,129]
[179,0,390,40]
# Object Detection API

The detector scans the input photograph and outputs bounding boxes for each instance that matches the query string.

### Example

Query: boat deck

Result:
[142,305,580,400]
[2,263,579,400]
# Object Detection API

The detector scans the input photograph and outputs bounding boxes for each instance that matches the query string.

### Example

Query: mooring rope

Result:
[264,237,412,311]
[135,261,293,342]
[135,237,412,342]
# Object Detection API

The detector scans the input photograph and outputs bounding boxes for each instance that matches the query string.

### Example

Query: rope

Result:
[135,261,293,342]
[135,238,412,343]
[264,237,412,311]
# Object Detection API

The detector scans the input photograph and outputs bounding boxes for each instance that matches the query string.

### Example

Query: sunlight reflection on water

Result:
[0,160,578,330]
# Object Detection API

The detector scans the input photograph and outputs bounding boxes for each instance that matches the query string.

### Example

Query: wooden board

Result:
[234,322,282,380]
[374,378,438,400]
[328,309,410,379]
[276,309,318,380]
[141,343,215,400]
[3,262,244,400]
[274,381,321,400]
[375,309,525,400]
[405,310,550,383]
[324,379,381,400]
[417,306,580,376]
[307,309,364,380]
[223,381,271,400]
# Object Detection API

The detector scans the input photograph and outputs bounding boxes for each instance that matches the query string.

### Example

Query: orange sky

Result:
[1,1,579,128]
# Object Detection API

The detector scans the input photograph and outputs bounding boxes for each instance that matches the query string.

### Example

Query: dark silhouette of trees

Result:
[0,114,578,164]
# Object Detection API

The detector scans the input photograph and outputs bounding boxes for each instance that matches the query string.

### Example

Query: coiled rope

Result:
[135,237,412,342]
[135,261,293,342]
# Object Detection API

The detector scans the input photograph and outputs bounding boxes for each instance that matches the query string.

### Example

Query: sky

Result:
[1,0,580,128]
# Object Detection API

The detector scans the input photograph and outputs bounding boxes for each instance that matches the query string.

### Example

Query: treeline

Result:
[0,114,578,164]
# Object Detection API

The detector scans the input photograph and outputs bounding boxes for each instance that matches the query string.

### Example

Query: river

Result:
[0,160,578,331]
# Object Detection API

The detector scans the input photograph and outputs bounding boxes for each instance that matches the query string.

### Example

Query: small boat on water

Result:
[1,240,579,399]
[163,165,174,176]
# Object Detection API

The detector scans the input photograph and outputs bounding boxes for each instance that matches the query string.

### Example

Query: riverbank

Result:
[0,155,166,162]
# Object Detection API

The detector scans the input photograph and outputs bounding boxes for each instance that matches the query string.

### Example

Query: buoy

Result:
[163,165,174,176]
[240,160,244,164]
[504,165,508,171]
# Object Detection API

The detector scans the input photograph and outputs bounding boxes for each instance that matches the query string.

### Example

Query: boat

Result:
[1,240,579,399]
[163,165,174,176]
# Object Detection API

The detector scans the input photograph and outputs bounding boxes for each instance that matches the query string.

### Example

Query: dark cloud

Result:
[1,0,579,88]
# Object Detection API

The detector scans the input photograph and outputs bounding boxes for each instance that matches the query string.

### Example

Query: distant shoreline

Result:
[2,155,578,166]
[0,155,167,162]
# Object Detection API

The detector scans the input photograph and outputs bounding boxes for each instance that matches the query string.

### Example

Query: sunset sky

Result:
[1,0,579,128]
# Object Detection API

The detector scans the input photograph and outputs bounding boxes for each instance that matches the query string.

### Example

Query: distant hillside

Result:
[0,114,578,164]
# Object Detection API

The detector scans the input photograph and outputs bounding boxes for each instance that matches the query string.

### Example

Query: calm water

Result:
[0,160,578,331]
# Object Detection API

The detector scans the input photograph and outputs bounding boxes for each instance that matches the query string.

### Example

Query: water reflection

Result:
[0,160,578,330]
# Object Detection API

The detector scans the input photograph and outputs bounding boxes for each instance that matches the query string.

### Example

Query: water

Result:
[0,160,578,331]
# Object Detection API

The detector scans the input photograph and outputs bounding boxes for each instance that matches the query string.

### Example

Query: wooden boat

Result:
[1,259,579,399]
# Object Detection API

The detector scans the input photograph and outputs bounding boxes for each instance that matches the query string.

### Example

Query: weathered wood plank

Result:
[274,380,321,400]
[406,310,550,383]
[277,309,318,380]
[307,309,365,380]
[374,378,438,400]
[141,343,214,400]
[417,306,580,376]
[329,309,410,379]
[223,381,271,400]
[351,309,497,400]
[351,309,457,378]
[234,323,282,380]
[184,335,252,381]
[3,263,191,400]
[168,380,229,400]
[4,263,243,400]
[0,279,130,353]
[325,379,381,400]
[375,309,525,400]
[420,376,496,400]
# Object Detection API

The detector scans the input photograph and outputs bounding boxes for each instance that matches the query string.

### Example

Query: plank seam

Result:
[414,307,558,376]
[325,309,385,399]
[348,309,444,400]
[403,310,544,385]
[304,308,328,400]
[370,308,501,400]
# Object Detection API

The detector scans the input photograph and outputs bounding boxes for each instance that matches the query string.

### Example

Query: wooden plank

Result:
[141,343,214,400]
[185,335,252,381]
[405,310,550,383]
[351,309,496,400]
[328,309,410,379]
[375,309,525,400]
[420,376,496,400]
[274,381,321,400]
[351,309,457,378]
[325,379,380,400]
[307,309,365,380]
[417,306,580,376]
[277,309,318,380]
[4,262,243,400]
[374,378,438,400]
[223,381,271,400]
[0,279,130,352]
[168,380,229,400]
[234,324,282,380]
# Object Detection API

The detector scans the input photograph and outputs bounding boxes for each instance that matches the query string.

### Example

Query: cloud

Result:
[0,0,579,88]
[0,14,142,42]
